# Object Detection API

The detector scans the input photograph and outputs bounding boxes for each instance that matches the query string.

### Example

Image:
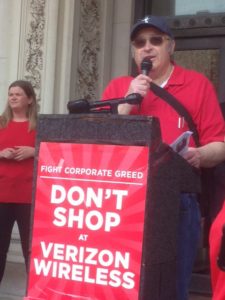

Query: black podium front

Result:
[25,114,200,300]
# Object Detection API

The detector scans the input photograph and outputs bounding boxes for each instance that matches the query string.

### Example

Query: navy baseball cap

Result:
[130,15,174,41]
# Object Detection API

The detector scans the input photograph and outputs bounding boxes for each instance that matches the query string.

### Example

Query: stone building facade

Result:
[2,0,225,276]
[2,0,134,263]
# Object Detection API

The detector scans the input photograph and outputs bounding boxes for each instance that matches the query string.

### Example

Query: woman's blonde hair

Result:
[0,80,38,131]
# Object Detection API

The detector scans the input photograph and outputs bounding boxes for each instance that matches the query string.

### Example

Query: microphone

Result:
[67,93,143,114]
[141,57,153,75]
[67,98,90,114]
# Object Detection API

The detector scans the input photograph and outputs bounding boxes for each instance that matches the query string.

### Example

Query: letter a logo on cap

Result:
[144,16,151,23]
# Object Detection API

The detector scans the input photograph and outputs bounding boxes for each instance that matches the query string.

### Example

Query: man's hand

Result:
[118,74,151,115]
[183,142,225,168]
[183,147,201,168]
[127,74,151,97]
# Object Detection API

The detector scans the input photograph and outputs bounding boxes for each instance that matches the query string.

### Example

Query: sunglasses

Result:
[132,35,170,48]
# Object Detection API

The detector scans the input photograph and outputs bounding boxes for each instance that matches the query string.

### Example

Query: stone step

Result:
[0,262,26,300]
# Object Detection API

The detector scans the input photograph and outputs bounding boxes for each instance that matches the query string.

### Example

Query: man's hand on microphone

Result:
[128,74,152,97]
[118,74,151,115]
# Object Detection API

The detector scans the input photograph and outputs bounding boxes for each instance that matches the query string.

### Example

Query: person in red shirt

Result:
[210,195,225,300]
[102,16,225,300]
[0,80,37,283]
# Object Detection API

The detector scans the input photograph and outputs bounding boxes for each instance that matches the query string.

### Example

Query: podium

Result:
[25,114,200,300]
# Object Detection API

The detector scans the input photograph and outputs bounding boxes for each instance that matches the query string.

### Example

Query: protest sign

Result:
[24,142,149,300]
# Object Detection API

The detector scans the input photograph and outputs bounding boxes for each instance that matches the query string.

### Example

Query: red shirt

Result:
[0,121,36,203]
[102,64,225,146]
[210,201,225,300]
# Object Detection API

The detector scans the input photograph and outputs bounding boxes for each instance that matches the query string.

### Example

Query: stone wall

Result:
[4,0,134,263]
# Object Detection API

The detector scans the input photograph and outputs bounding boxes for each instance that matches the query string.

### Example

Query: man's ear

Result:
[168,40,175,55]
[131,45,135,58]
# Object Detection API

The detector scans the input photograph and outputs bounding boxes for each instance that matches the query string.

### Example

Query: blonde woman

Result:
[0,80,37,283]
